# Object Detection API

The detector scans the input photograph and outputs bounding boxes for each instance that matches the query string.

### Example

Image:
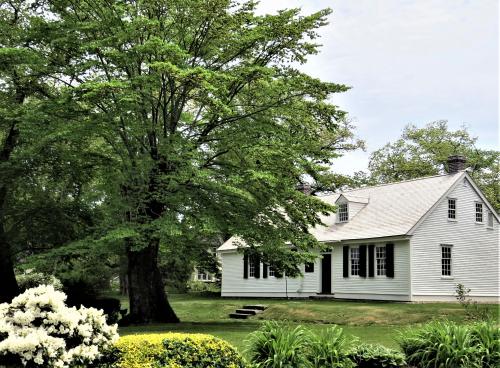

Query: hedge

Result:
[113,333,246,368]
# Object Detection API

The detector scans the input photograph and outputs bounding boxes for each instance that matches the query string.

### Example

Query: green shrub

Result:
[348,343,406,368]
[15,269,63,292]
[307,326,355,368]
[114,333,246,368]
[245,321,311,368]
[187,280,221,295]
[399,320,499,368]
[469,322,500,368]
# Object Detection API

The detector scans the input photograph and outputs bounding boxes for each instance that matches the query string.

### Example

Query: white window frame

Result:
[447,198,457,220]
[338,203,349,222]
[487,211,494,228]
[249,262,255,278]
[268,267,275,277]
[350,247,360,276]
[376,246,387,276]
[441,244,453,277]
[475,202,483,223]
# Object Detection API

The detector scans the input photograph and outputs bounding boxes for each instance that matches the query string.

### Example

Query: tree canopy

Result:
[0,0,363,322]
[367,121,499,211]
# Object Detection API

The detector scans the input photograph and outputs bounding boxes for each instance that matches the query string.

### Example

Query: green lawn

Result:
[118,293,499,352]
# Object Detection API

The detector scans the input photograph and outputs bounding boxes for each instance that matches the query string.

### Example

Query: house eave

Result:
[321,235,411,245]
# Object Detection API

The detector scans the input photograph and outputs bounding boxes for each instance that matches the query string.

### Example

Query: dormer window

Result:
[338,203,349,222]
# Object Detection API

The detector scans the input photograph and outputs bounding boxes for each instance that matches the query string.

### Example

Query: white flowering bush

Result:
[0,285,118,367]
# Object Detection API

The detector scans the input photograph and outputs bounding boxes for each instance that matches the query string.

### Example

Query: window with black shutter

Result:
[386,243,394,278]
[359,245,367,277]
[243,254,248,279]
[343,246,349,278]
[368,245,375,277]
[254,255,261,279]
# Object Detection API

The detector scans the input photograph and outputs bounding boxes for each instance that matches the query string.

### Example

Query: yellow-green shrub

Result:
[114,333,246,368]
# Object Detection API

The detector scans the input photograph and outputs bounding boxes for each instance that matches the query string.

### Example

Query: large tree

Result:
[0,0,111,303]
[13,0,362,323]
[368,121,499,211]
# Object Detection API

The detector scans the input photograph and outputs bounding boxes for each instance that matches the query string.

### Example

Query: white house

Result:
[217,157,499,302]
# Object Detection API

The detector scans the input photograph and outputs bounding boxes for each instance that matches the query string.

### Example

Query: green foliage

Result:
[246,322,358,368]
[187,281,221,295]
[2,0,364,319]
[399,321,500,368]
[19,240,118,300]
[368,121,499,211]
[307,326,355,368]
[114,333,246,368]
[454,283,493,321]
[15,269,63,292]
[245,321,311,368]
[348,344,406,368]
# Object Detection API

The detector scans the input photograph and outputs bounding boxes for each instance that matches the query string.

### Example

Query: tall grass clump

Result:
[307,326,355,368]
[245,321,311,368]
[399,320,499,368]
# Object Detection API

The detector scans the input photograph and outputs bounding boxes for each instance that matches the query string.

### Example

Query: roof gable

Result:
[311,172,465,242]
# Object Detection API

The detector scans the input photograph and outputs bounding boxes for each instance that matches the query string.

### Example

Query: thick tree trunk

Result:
[127,238,179,323]
[0,223,19,303]
[0,124,20,303]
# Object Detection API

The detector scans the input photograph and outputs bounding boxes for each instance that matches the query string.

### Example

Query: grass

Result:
[117,293,499,352]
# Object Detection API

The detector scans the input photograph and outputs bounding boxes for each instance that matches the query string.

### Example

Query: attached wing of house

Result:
[217,169,499,302]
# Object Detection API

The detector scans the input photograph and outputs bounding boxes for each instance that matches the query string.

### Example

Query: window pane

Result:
[441,246,452,276]
[376,246,386,276]
[448,199,456,219]
[351,248,359,276]
[475,203,483,222]
[339,203,349,222]
[305,262,314,273]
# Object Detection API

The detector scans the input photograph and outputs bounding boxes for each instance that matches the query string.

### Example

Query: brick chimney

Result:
[296,182,312,195]
[447,155,467,173]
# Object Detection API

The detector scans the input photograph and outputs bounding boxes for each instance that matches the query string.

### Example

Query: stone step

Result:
[242,304,267,311]
[229,312,249,319]
[235,309,258,315]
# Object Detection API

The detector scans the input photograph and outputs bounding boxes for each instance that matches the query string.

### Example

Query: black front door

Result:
[321,254,332,294]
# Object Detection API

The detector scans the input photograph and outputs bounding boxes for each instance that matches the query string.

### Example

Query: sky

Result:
[256,0,499,174]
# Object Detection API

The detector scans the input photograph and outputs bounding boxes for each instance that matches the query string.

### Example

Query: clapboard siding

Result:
[331,241,411,300]
[349,201,367,219]
[411,177,500,300]
[220,251,320,297]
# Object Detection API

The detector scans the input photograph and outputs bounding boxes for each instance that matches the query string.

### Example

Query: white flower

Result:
[0,285,119,368]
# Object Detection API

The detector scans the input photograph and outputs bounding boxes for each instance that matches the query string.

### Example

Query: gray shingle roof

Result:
[218,172,465,250]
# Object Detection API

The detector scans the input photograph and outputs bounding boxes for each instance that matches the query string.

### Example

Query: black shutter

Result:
[343,246,349,278]
[263,263,268,278]
[243,254,248,279]
[254,255,260,279]
[359,245,367,277]
[386,243,394,278]
[368,244,375,277]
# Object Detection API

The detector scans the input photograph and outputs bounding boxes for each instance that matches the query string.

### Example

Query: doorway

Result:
[321,253,332,294]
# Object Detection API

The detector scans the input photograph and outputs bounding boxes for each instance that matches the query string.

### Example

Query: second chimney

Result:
[447,155,467,174]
